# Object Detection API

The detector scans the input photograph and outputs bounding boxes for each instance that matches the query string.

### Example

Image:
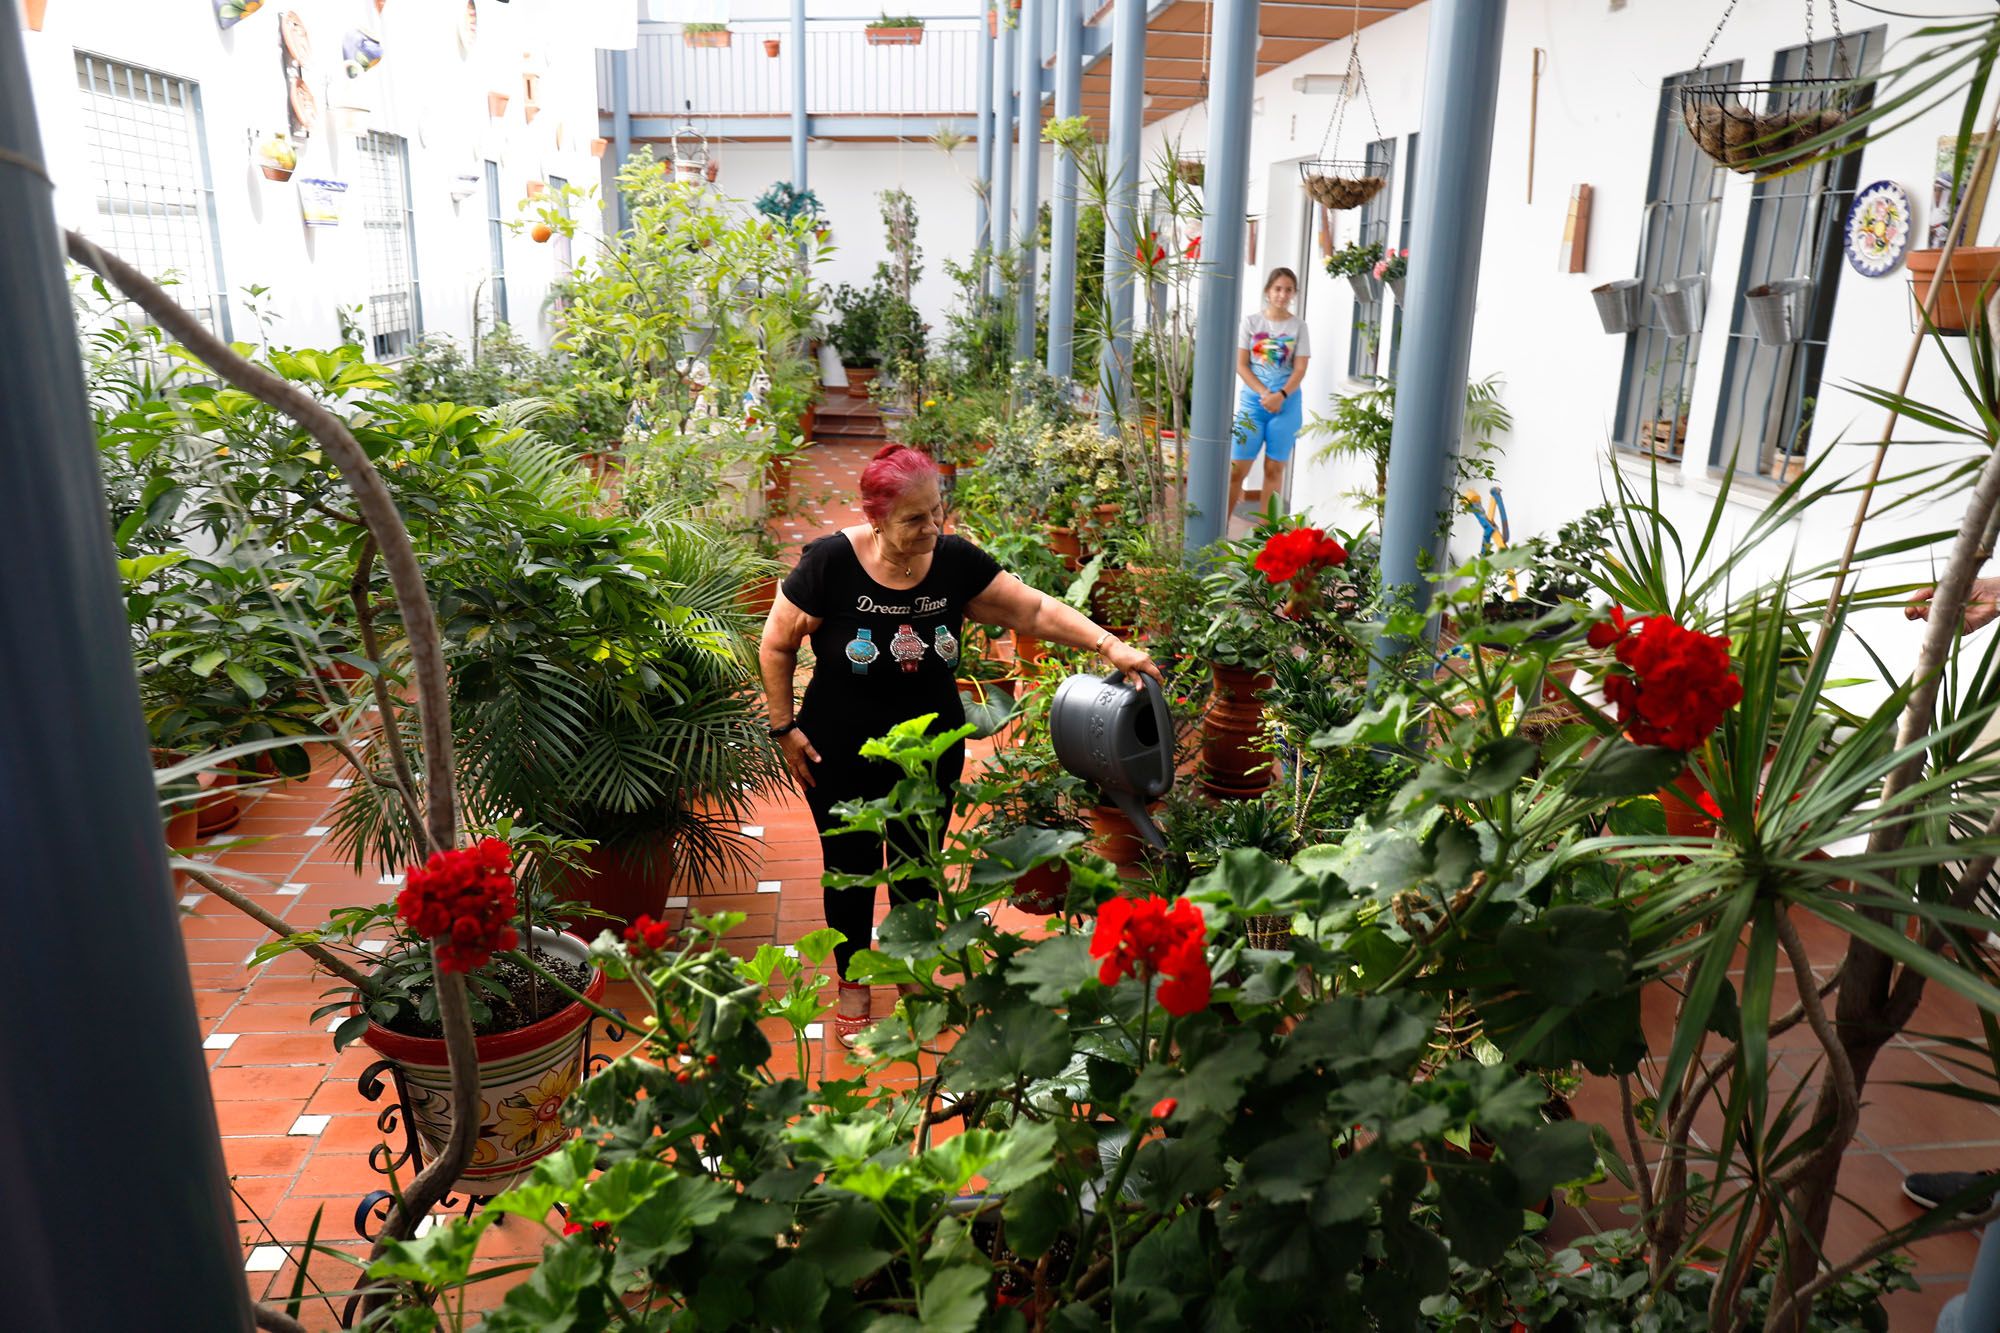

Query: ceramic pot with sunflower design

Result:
[356,928,605,1197]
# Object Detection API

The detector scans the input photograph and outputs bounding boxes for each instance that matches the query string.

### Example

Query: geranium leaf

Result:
[941,1001,1072,1092]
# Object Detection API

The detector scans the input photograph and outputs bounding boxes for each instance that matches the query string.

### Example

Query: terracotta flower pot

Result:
[1658,766,1717,840]
[739,576,778,620]
[1088,802,1157,868]
[763,37,781,57]
[766,455,794,503]
[1010,860,1071,916]
[684,28,732,48]
[1013,635,1046,677]
[195,769,243,836]
[24,0,48,30]
[1201,663,1275,799]
[1045,525,1082,572]
[165,807,201,895]
[844,366,878,397]
[591,137,610,159]
[356,929,605,1197]
[865,26,924,45]
[486,91,509,118]
[555,836,678,928]
[1908,247,2000,334]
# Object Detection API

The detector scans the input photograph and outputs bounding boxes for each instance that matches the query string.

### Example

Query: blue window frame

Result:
[484,161,509,327]
[1387,131,1419,380]
[1611,62,1741,459]
[1346,136,1395,379]
[1706,29,1882,482]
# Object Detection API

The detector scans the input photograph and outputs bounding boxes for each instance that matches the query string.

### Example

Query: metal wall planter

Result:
[1347,271,1380,304]
[1591,279,1644,335]
[1745,277,1812,345]
[1653,275,1705,337]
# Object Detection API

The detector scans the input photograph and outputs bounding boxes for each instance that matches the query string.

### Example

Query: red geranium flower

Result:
[1151,1097,1179,1120]
[1184,235,1202,260]
[395,838,519,974]
[1254,526,1348,586]
[1090,894,1211,1016]
[623,914,675,953]
[1592,608,1743,752]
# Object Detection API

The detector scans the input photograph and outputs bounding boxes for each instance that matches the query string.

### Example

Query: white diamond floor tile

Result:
[664,895,688,908]
[328,777,355,789]
[179,893,206,909]
[378,873,404,885]
[244,1245,288,1273]
[804,1023,824,1038]
[304,826,331,837]
[756,880,781,894]
[741,825,765,839]
[202,1032,238,1050]
[359,939,388,954]
[277,882,307,895]
[289,1114,331,1137]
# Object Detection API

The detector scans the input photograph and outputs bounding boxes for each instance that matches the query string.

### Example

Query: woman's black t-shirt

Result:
[782,531,1005,757]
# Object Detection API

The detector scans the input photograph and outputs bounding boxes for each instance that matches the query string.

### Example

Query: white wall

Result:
[21,0,604,353]
[703,139,1054,353]
[1145,0,1988,683]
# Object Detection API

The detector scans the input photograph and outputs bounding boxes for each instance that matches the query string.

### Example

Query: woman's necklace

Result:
[875,528,913,579]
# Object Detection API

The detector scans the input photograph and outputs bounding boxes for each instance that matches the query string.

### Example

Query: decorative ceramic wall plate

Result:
[214,0,264,29]
[458,0,479,56]
[342,28,383,77]
[1844,180,1913,277]
[279,9,313,67]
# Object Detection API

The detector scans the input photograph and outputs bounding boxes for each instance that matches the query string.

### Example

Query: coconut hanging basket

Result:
[1172,152,1206,187]
[1678,79,1854,175]
[1298,159,1387,212]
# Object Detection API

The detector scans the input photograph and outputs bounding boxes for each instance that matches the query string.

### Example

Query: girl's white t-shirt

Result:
[1238,312,1310,391]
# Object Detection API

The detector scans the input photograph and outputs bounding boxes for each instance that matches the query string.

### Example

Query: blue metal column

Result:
[789,0,807,193]
[1012,0,1046,361]
[1096,0,1146,433]
[976,5,996,278]
[0,14,254,1329]
[1182,0,1261,549]
[1375,0,1508,644]
[990,16,1017,303]
[611,48,633,230]
[1045,0,1083,379]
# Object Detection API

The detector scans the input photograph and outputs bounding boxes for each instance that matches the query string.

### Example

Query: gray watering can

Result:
[1050,669,1174,852]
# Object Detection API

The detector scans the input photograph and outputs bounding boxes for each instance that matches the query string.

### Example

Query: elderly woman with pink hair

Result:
[758,443,1159,1044]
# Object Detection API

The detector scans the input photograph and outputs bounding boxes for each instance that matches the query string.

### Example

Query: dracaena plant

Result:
[349,715,1596,1330]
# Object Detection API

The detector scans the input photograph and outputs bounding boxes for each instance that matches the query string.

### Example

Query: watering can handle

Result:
[1102,667,1171,761]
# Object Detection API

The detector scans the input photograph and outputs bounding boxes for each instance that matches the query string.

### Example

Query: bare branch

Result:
[184,867,379,996]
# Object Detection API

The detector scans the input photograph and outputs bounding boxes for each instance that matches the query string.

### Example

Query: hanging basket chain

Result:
[1694,0,1741,74]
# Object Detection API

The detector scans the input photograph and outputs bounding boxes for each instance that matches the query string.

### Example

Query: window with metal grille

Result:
[354,131,421,359]
[1707,29,1882,482]
[484,161,509,327]
[1347,136,1395,379]
[1610,62,1741,459]
[1387,131,1420,380]
[74,53,230,338]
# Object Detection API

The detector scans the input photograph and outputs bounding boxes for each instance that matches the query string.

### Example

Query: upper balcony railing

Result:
[598,21,984,122]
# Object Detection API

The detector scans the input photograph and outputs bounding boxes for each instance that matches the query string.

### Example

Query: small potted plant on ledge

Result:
[682,21,731,48]
[1374,246,1410,305]
[865,13,925,45]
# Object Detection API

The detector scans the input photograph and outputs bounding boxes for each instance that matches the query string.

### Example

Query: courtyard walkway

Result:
[179,437,1991,1328]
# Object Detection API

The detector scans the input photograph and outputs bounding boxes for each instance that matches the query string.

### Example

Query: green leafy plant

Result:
[1324,238,1385,279]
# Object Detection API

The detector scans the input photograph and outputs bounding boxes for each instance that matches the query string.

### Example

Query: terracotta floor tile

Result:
[289,1150,386,1198]
[1858,1048,2000,1147]
[304,1078,378,1116]
[221,1032,343,1067]
[313,1114,395,1155]
[214,1098,311,1136]
[223,1134,315,1178]
[211,1064,329,1102]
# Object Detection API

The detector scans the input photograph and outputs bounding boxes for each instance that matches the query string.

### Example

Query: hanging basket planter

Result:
[1173,153,1206,187]
[1299,159,1386,212]
[1385,275,1406,306]
[1678,80,1852,176]
[1652,274,1705,338]
[1745,277,1813,345]
[1347,271,1381,305]
[1591,279,1644,335]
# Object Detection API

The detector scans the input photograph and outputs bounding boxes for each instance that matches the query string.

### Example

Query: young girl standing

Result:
[1229,268,1313,520]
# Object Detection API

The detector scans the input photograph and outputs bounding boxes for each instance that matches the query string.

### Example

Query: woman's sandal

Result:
[833,981,872,1048]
